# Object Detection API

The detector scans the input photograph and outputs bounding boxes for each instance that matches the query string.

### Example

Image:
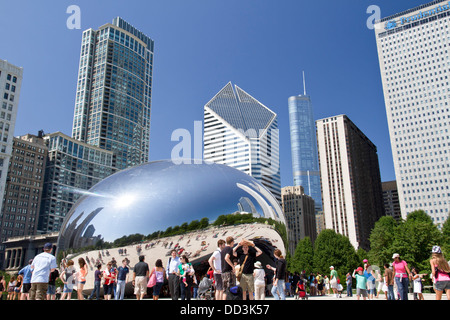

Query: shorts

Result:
[435,280,450,292]
[103,283,114,295]
[356,288,368,297]
[240,274,255,292]
[47,285,56,295]
[22,283,31,293]
[222,271,236,291]
[330,279,338,289]
[134,276,147,295]
[214,273,223,291]
[63,284,74,293]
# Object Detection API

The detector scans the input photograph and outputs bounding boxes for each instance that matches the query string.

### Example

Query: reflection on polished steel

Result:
[56,160,287,296]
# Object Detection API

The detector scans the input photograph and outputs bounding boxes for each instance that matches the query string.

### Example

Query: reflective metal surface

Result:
[56,160,287,295]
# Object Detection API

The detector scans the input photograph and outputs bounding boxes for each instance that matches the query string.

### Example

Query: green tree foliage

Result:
[312,229,358,279]
[442,218,450,257]
[368,216,398,265]
[290,236,314,274]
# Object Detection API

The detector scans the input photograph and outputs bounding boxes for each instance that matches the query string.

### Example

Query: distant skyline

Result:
[0,0,429,188]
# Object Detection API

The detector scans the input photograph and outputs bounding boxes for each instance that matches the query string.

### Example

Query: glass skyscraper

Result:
[203,82,281,203]
[72,17,154,170]
[288,80,322,211]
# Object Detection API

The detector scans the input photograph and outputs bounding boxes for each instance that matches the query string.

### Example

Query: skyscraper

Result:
[0,59,23,216]
[72,17,154,170]
[316,115,385,250]
[374,0,450,227]
[203,82,281,203]
[288,72,322,213]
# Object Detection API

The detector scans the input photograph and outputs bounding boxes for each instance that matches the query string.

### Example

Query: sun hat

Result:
[392,253,400,259]
[329,266,334,269]
[432,245,442,254]
[254,261,262,269]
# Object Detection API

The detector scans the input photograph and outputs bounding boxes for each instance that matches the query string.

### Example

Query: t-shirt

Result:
[211,248,222,273]
[94,269,102,282]
[117,266,130,281]
[355,273,367,289]
[30,252,57,283]
[221,246,234,273]
[330,269,338,281]
[254,268,265,286]
[275,258,286,280]
[48,269,60,286]
[384,268,394,285]
[134,261,149,277]
[392,260,408,278]
[237,247,257,274]
[103,269,116,285]
[64,266,77,287]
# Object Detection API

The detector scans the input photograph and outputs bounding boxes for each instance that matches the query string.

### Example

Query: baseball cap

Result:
[356,267,363,272]
[432,245,442,254]
[329,266,334,269]
[363,259,368,263]
[44,243,53,250]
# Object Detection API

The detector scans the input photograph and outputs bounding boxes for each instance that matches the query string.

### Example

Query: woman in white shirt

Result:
[253,261,266,300]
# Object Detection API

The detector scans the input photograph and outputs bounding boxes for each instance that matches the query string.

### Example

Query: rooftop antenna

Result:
[302,70,307,96]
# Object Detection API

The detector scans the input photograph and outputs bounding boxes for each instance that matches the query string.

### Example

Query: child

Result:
[411,267,425,300]
[352,267,368,300]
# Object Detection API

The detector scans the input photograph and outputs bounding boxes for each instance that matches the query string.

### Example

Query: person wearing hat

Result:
[352,267,368,300]
[329,266,340,298]
[29,243,57,300]
[253,261,266,300]
[392,253,412,300]
[429,245,450,300]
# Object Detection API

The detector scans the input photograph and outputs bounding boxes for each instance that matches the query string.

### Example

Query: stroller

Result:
[197,275,214,300]
[297,280,308,300]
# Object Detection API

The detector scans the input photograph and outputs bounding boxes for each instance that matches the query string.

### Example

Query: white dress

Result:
[413,276,422,293]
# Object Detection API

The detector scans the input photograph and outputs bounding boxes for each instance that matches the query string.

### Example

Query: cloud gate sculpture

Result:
[56,160,287,296]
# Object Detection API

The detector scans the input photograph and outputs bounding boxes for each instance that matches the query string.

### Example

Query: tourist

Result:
[166,249,181,300]
[233,239,262,300]
[149,259,166,300]
[18,259,33,300]
[88,264,102,300]
[178,255,195,300]
[103,262,116,300]
[352,267,368,300]
[266,249,286,300]
[363,259,375,300]
[411,267,425,300]
[60,259,77,300]
[46,268,60,300]
[208,239,225,300]
[7,275,17,300]
[346,272,353,297]
[429,245,450,300]
[0,276,6,300]
[132,255,149,300]
[253,261,266,300]
[29,243,57,300]
[392,253,412,300]
[375,269,384,299]
[384,263,395,300]
[329,266,339,298]
[221,236,236,300]
[115,259,130,300]
[77,257,88,300]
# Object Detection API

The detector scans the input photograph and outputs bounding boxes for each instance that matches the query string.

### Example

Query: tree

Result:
[290,237,314,274]
[368,216,398,266]
[441,218,450,258]
[313,229,358,278]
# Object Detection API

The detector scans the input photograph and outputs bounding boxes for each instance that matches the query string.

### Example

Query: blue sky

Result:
[0,0,429,188]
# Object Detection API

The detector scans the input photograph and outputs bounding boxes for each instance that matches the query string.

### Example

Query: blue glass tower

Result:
[288,73,322,211]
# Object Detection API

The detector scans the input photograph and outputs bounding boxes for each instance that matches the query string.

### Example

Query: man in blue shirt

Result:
[29,243,57,300]
[18,259,33,300]
[115,259,130,300]
[166,250,181,300]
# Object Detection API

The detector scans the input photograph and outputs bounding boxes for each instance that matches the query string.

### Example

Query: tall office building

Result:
[316,115,385,250]
[281,186,316,255]
[0,59,23,215]
[288,73,322,213]
[374,0,450,227]
[203,82,281,203]
[72,17,154,170]
[38,132,117,233]
[0,134,47,268]
[382,180,402,221]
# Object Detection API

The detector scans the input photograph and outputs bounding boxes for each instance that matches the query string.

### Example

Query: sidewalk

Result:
[264,292,447,301]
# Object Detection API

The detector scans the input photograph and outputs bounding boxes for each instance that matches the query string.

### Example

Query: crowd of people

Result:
[1,240,449,301]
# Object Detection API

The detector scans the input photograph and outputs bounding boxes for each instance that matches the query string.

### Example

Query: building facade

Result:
[38,132,117,233]
[382,180,402,221]
[203,82,281,203]
[316,115,385,250]
[72,17,154,170]
[0,134,47,268]
[288,80,322,215]
[374,0,450,227]
[0,59,23,215]
[281,186,316,256]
